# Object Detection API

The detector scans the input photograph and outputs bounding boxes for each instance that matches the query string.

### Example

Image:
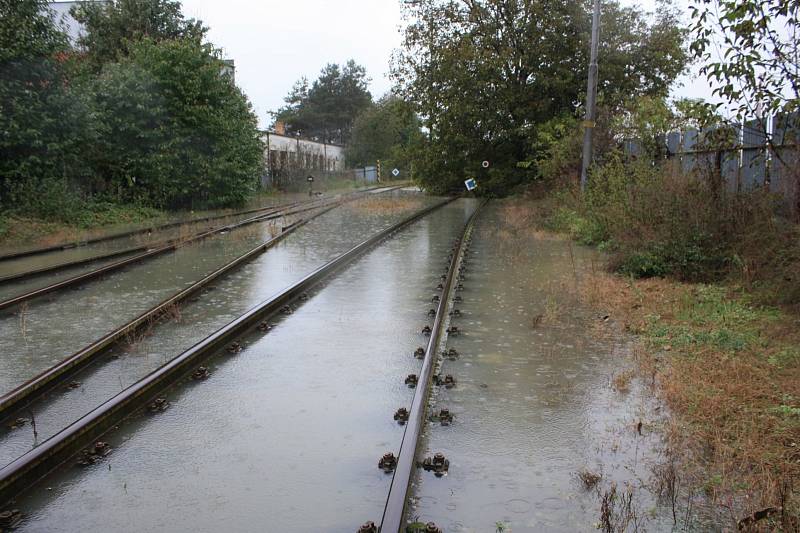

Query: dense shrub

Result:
[89,38,264,209]
[0,0,264,223]
[541,150,800,305]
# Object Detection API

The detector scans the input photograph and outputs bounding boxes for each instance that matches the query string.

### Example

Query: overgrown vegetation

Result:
[345,95,423,175]
[0,0,263,228]
[532,108,800,307]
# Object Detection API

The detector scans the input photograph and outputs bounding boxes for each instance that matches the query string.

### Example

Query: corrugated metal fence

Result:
[624,112,799,213]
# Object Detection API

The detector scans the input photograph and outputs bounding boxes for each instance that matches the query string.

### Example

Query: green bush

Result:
[567,151,796,291]
[1,0,264,223]
[547,207,608,246]
[90,38,264,209]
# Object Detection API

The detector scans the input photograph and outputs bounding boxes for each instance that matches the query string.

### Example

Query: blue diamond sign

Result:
[464,178,477,191]
[392,168,400,177]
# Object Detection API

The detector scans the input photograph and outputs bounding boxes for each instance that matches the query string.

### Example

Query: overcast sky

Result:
[180,0,719,129]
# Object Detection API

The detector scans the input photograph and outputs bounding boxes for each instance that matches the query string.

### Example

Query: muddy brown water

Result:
[10,199,479,532]
[406,203,674,532]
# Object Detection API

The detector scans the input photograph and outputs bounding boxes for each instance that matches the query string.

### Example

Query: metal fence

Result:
[624,112,799,214]
[351,166,378,183]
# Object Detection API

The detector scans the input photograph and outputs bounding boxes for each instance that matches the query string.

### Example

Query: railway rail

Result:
[0,208,326,419]
[0,185,388,263]
[0,197,454,506]
[0,202,299,285]
[0,187,401,311]
[375,202,482,533]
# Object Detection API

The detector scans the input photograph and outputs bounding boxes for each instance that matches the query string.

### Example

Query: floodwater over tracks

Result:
[407,202,671,532]
[0,204,286,281]
[0,191,321,274]
[11,199,478,532]
[0,190,427,402]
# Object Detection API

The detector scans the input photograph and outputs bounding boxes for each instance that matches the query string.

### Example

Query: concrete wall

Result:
[262,132,345,187]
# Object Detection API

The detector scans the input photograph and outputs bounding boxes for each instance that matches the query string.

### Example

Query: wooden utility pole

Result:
[580,0,601,193]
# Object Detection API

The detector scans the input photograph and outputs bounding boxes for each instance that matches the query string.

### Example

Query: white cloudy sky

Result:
[180,0,719,128]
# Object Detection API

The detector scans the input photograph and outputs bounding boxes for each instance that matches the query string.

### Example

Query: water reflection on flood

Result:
[0,192,437,466]
[0,190,429,400]
[407,202,671,532]
[12,199,477,533]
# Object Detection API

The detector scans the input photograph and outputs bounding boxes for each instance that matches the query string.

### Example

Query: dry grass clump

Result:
[346,197,421,215]
[498,200,565,241]
[578,468,602,489]
[611,369,634,393]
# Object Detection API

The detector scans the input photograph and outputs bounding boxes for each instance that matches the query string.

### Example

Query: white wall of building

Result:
[262,132,345,174]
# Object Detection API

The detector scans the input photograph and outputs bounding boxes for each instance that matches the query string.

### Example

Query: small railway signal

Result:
[392,168,400,177]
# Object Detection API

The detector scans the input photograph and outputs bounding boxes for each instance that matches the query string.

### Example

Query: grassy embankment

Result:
[0,177,387,251]
[0,202,166,250]
[510,175,800,529]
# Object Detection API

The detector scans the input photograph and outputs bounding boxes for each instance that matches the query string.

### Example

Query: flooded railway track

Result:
[0,213,317,419]
[0,186,386,263]
[0,188,412,435]
[0,189,397,311]
[0,198,684,531]
[374,202,482,533]
[0,197,456,509]
[0,201,301,286]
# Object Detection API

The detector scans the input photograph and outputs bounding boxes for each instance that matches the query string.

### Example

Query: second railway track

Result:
[0,187,401,310]
[0,190,442,466]
[0,196,461,509]
[0,186,390,264]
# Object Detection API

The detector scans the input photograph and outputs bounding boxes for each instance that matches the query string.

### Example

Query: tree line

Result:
[0,0,263,221]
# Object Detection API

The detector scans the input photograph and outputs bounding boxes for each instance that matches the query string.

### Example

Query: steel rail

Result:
[379,202,483,532]
[0,204,335,419]
[0,203,299,285]
[0,187,406,412]
[0,195,349,312]
[0,196,454,505]
[0,184,392,263]
[0,185,403,291]
[0,200,303,263]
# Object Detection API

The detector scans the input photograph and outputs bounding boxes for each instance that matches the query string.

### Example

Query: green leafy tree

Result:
[346,96,423,173]
[690,0,799,121]
[274,61,373,144]
[90,38,263,208]
[690,0,800,218]
[71,0,206,67]
[393,0,688,194]
[0,0,95,216]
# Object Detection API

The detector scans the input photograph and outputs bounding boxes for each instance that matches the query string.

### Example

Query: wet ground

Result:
[0,193,318,277]
[0,190,338,264]
[0,191,439,466]
[406,203,671,532]
[11,199,478,532]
